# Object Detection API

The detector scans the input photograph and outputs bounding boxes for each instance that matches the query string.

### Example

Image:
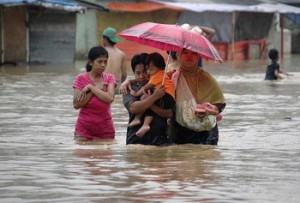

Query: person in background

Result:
[265,48,292,80]
[102,27,127,91]
[128,52,175,137]
[181,23,216,67]
[122,53,173,146]
[166,51,179,73]
[73,46,116,140]
[193,25,216,67]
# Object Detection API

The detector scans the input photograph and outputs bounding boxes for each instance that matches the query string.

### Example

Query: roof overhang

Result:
[107,1,183,12]
[149,0,300,14]
[0,0,87,12]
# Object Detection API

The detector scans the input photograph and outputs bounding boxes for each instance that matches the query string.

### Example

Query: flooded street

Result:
[1,56,300,203]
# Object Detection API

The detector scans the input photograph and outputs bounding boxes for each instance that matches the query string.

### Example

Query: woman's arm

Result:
[200,26,215,40]
[73,88,93,109]
[90,83,115,104]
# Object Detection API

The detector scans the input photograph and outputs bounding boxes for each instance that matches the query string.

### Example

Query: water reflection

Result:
[73,142,221,202]
[1,56,300,202]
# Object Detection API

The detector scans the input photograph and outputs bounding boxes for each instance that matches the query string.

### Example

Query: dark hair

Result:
[86,46,108,72]
[167,51,177,60]
[268,49,279,60]
[103,35,116,46]
[145,52,166,70]
[131,53,148,72]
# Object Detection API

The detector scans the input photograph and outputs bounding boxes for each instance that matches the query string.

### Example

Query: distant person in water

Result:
[265,49,292,80]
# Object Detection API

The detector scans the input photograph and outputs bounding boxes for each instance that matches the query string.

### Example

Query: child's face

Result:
[146,61,160,76]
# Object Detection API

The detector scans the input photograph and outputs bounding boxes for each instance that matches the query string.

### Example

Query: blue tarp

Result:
[287,14,300,24]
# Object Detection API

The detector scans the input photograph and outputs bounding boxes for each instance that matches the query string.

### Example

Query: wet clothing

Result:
[170,120,219,145]
[149,70,175,99]
[170,66,225,145]
[179,67,224,105]
[265,60,280,80]
[73,72,116,139]
[123,83,171,146]
[148,70,175,118]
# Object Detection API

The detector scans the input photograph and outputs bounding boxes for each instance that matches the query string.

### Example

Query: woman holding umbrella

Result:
[118,22,225,145]
[169,48,226,145]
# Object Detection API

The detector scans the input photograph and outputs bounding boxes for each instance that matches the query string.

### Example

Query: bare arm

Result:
[129,86,166,114]
[73,88,93,109]
[150,105,173,118]
[90,83,115,104]
[73,84,115,110]
[200,26,215,40]
[132,82,153,97]
[119,78,138,94]
[275,70,284,80]
[121,54,127,83]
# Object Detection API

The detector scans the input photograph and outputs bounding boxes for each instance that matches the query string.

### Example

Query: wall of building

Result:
[2,6,27,63]
[75,10,98,60]
[96,9,179,45]
[29,8,76,64]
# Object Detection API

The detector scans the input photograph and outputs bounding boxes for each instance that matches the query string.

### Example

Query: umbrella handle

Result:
[162,52,171,85]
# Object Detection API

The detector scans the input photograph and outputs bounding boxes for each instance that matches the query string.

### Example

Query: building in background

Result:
[1,0,300,65]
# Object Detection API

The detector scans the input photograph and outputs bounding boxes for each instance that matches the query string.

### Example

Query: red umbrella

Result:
[118,22,223,62]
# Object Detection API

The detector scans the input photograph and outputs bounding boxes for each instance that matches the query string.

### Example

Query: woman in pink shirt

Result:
[73,46,117,140]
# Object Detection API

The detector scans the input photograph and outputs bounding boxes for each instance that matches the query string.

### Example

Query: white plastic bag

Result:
[175,73,216,132]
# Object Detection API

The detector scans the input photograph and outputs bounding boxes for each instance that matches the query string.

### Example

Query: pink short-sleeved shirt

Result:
[73,72,116,139]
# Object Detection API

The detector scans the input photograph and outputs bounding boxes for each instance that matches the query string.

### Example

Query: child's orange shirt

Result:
[148,70,175,99]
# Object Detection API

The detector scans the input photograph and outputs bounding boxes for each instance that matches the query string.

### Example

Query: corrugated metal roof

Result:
[0,0,36,5]
[159,0,261,5]
[156,0,300,3]
[0,0,87,12]
[150,0,300,13]
[107,1,184,12]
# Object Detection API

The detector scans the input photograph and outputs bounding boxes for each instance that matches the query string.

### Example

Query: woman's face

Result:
[91,55,108,74]
[179,49,199,68]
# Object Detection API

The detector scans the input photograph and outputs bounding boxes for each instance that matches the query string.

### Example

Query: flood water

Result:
[1,56,299,203]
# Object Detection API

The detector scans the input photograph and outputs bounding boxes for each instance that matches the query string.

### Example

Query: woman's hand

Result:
[76,90,89,101]
[195,102,219,117]
[82,84,91,93]
[167,69,176,78]
[119,79,132,95]
[76,85,92,101]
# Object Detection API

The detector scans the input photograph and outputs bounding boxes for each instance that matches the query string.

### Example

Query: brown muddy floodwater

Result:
[0,56,300,203]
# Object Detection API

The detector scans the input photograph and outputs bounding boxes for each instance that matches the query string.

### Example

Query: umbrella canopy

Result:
[118,22,223,62]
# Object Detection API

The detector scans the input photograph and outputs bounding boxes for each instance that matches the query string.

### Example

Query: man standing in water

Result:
[102,27,127,92]
[122,53,173,146]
